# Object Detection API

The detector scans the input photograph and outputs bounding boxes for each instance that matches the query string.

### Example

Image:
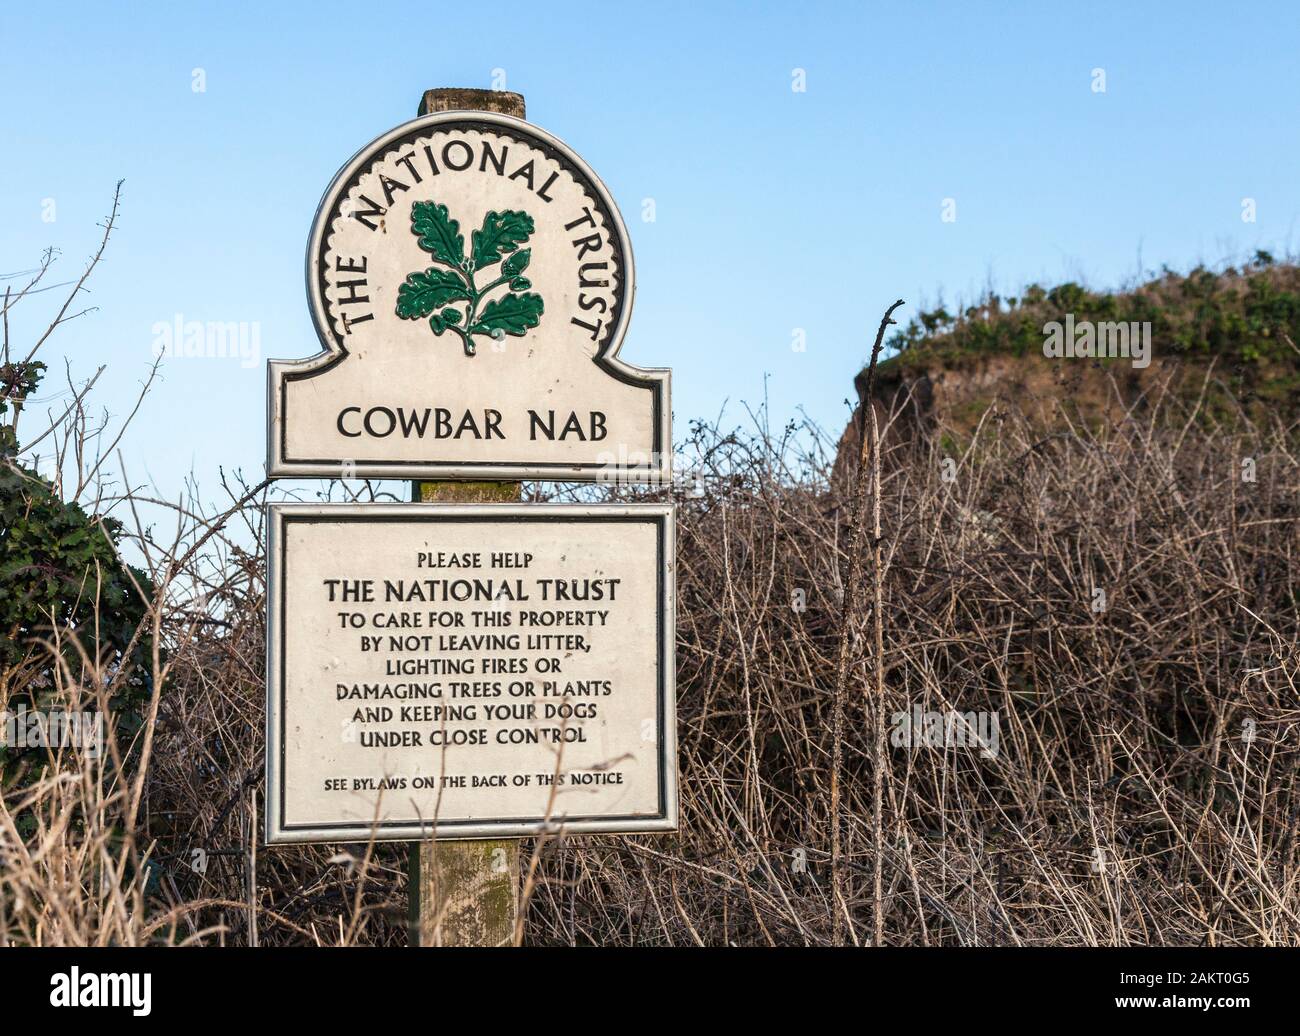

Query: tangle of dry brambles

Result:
[3,294,1297,944]
[523,368,1299,947]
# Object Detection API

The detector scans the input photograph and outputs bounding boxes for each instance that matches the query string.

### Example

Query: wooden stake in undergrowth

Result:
[407,474,524,948]
[830,299,905,947]
[406,87,528,949]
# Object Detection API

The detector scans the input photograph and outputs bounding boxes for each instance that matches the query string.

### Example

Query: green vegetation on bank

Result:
[0,361,154,803]
[882,253,1300,406]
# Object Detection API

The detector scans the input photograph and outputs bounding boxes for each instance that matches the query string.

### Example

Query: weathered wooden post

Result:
[407,81,528,949]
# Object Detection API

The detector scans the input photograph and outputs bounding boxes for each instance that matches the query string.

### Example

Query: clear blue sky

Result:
[4,0,1297,501]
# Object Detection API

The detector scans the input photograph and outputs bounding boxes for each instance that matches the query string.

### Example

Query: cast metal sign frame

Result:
[266,110,671,483]
[264,501,678,844]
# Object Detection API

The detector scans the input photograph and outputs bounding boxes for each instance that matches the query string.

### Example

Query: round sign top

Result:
[273,110,667,483]
[306,111,634,363]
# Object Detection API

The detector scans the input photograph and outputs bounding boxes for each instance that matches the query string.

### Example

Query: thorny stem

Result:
[830,298,905,947]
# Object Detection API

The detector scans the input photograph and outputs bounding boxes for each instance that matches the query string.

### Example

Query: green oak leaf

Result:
[469,292,544,337]
[398,203,543,355]
[410,201,465,266]
[472,211,534,270]
[396,268,471,319]
[500,248,531,277]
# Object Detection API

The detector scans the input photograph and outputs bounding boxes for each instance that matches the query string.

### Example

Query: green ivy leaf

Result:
[501,248,531,277]
[472,211,534,271]
[470,293,544,337]
[0,448,155,795]
[396,268,471,319]
[410,201,465,266]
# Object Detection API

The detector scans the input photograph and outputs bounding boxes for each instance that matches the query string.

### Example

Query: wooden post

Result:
[407,86,526,947]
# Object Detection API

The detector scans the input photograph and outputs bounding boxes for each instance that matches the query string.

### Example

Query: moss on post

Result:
[410,837,521,947]
[414,480,520,504]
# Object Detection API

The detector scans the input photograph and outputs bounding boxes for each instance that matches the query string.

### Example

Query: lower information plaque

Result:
[265,502,676,843]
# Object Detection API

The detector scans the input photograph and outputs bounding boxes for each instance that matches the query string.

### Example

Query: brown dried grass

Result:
[2,370,1297,946]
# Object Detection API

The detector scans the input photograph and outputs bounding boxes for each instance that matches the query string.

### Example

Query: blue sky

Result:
[4,0,1298,502]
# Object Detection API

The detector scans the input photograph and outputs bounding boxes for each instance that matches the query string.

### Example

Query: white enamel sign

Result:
[267,111,670,482]
[265,503,676,843]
